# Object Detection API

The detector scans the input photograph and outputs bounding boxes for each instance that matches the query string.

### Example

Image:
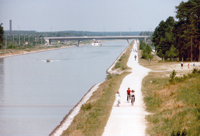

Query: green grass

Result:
[61,42,133,136]
[140,58,200,135]
[113,45,132,70]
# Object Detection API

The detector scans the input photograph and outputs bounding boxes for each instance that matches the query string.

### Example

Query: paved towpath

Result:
[102,41,150,136]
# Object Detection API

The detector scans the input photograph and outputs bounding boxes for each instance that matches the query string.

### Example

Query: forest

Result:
[152,0,200,61]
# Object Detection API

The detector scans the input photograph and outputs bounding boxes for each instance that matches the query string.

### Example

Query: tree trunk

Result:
[198,41,200,62]
[178,37,182,61]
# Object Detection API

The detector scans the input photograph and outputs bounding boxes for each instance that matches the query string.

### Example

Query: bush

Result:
[192,68,199,74]
[171,129,187,136]
[171,68,200,83]
[169,70,176,83]
[115,62,120,69]
[81,103,92,111]
[106,74,113,79]
[140,42,153,60]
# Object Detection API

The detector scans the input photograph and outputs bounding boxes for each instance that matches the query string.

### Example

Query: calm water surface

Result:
[0,40,130,136]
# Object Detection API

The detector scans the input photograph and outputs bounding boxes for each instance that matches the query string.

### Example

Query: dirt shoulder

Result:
[138,54,200,77]
[139,51,200,135]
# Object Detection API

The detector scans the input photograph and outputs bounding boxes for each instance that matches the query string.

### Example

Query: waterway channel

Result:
[0,40,130,136]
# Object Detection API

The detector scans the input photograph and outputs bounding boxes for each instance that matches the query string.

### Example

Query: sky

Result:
[0,0,188,32]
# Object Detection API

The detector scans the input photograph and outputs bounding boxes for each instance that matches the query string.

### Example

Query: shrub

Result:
[106,74,113,79]
[192,68,198,74]
[169,70,176,83]
[115,62,120,69]
[171,129,187,136]
[81,103,92,111]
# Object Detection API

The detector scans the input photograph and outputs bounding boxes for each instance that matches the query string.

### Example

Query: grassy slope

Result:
[61,43,133,136]
[139,53,200,135]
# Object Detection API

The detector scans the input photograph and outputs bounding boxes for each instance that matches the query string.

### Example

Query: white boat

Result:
[92,40,102,47]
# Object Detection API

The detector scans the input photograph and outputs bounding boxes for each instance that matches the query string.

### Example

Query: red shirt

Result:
[127,89,131,94]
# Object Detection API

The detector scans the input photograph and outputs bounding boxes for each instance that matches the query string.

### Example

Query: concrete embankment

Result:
[49,42,131,136]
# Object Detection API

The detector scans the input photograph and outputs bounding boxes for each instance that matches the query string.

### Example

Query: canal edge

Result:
[49,41,132,136]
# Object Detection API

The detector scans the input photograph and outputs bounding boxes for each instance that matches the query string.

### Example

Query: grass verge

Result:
[61,42,133,136]
[114,51,131,70]
[139,51,200,136]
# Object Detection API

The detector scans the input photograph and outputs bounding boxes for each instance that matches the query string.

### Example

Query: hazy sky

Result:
[0,0,187,32]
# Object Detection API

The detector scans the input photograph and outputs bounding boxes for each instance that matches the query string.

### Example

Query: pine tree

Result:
[0,23,4,49]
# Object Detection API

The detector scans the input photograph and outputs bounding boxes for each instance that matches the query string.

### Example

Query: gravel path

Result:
[102,41,150,136]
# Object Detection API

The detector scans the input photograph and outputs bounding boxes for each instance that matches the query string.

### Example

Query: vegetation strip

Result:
[61,42,133,136]
[139,53,200,135]
[151,0,200,62]
[50,83,102,136]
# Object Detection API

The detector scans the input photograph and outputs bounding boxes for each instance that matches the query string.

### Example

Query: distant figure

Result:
[127,87,131,102]
[181,62,183,69]
[188,63,190,69]
[115,91,121,107]
[134,55,137,61]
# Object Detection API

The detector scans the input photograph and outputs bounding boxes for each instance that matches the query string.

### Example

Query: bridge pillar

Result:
[77,40,80,47]
[45,39,49,45]
[45,39,51,45]
[127,39,130,45]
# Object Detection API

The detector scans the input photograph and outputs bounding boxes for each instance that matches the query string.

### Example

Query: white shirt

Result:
[130,92,135,97]
[115,93,120,100]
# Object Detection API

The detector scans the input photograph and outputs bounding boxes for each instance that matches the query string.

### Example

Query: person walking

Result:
[187,63,190,69]
[181,62,183,69]
[115,91,121,107]
[130,90,135,105]
[127,87,131,102]
[134,55,137,61]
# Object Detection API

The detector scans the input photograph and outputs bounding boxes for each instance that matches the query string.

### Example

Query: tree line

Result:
[0,27,142,49]
[152,0,200,61]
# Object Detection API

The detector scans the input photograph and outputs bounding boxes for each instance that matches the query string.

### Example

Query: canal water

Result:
[0,40,130,136]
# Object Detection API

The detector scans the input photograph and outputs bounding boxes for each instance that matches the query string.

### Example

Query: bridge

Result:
[44,36,149,46]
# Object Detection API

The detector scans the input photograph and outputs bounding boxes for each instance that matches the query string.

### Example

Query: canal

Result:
[0,40,130,136]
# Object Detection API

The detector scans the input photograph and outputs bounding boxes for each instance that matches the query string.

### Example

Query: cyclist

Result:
[127,87,131,102]
[130,90,135,105]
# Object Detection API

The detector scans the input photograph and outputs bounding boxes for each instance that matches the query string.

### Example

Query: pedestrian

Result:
[134,55,137,61]
[181,62,183,69]
[130,90,135,105]
[188,63,190,68]
[115,91,121,107]
[127,87,131,102]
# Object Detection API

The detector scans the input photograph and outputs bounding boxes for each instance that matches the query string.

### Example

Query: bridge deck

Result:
[44,36,149,40]
[44,36,149,45]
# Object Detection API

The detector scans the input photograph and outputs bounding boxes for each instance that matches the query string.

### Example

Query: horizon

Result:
[3,29,146,33]
[0,0,188,32]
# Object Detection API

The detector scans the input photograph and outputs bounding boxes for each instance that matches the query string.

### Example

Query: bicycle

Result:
[130,90,135,105]
[131,95,135,105]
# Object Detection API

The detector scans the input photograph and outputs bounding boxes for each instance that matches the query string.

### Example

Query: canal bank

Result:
[102,40,150,136]
[59,41,133,136]
[50,40,131,136]
[0,43,86,59]
[0,40,130,136]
